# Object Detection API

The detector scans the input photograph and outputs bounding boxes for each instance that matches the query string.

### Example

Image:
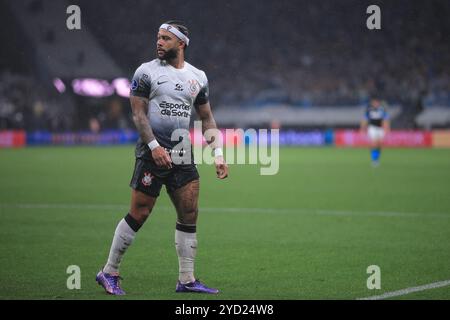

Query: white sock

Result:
[175,227,197,284]
[103,218,136,274]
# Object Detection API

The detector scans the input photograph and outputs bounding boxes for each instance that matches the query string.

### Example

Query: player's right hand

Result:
[152,146,172,169]
[215,156,228,179]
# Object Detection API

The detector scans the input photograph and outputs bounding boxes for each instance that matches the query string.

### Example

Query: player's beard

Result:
[158,47,178,62]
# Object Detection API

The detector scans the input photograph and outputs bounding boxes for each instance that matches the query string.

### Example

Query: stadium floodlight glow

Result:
[112,78,131,98]
[53,78,66,93]
[72,78,115,97]
[64,78,131,98]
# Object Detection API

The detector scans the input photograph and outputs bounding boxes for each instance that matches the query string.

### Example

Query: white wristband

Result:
[147,139,160,151]
[213,147,223,158]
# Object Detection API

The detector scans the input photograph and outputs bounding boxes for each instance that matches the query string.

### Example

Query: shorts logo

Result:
[188,79,199,97]
[141,172,153,186]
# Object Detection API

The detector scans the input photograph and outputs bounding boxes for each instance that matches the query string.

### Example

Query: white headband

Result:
[159,23,190,46]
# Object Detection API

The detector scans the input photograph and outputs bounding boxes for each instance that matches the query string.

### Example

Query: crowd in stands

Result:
[0,72,79,131]
[78,0,450,107]
[1,0,449,131]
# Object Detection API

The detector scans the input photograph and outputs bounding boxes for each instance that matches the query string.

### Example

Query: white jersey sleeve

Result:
[130,64,152,98]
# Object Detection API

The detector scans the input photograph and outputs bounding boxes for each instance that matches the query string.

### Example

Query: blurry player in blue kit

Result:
[360,98,390,167]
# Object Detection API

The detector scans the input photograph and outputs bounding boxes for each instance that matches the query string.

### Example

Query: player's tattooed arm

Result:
[130,96,172,168]
[195,102,220,149]
[196,102,228,179]
[130,96,155,143]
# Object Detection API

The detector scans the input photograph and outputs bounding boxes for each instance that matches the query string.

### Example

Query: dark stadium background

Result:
[0,0,449,302]
[1,0,449,137]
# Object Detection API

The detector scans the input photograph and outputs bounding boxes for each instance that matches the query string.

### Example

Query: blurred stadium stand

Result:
[416,107,450,129]
[8,0,123,79]
[1,0,449,133]
[214,105,402,129]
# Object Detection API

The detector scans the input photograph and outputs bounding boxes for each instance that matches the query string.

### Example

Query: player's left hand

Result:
[214,156,228,179]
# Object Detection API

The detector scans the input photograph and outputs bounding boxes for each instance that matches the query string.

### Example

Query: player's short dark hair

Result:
[163,20,189,50]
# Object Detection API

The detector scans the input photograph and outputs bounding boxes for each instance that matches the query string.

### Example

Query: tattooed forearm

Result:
[202,112,217,132]
[203,116,220,148]
[196,102,221,149]
[133,112,155,143]
[130,96,155,143]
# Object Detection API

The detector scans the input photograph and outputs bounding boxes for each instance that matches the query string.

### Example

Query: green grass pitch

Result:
[0,146,449,300]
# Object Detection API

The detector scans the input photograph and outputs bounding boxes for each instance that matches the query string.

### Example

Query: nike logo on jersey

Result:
[157,81,168,85]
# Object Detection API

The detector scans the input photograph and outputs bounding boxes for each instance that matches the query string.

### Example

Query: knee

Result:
[130,205,153,225]
[178,208,198,225]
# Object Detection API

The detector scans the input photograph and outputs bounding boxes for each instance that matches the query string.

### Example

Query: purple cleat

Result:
[176,279,219,294]
[96,270,126,295]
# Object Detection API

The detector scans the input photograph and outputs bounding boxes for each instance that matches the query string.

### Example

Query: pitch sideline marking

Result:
[0,203,449,218]
[357,279,450,300]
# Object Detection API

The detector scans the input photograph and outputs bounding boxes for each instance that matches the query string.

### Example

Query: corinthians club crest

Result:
[188,79,200,97]
[141,172,153,186]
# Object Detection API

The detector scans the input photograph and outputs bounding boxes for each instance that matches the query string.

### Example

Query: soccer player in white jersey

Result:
[360,97,390,167]
[96,20,228,295]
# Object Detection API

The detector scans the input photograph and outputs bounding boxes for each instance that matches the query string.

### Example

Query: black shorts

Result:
[129,158,200,198]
